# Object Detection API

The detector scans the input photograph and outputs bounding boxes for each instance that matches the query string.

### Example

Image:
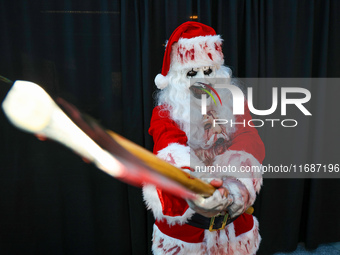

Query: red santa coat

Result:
[143,104,265,255]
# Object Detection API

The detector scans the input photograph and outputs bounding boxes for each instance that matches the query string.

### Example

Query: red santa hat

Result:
[155,21,224,90]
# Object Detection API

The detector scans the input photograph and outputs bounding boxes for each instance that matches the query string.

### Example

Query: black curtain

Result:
[0,1,339,254]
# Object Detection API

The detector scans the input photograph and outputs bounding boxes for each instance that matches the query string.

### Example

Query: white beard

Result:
[156,65,238,150]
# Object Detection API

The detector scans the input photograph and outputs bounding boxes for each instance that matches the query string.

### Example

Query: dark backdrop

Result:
[0,1,339,255]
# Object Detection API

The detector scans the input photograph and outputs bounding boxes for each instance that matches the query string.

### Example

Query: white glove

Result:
[223,178,250,218]
[186,190,233,218]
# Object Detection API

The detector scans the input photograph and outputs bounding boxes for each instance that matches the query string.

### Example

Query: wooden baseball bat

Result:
[2,80,254,214]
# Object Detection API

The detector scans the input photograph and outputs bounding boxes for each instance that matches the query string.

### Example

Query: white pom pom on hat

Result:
[155,21,224,90]
[154,74,169,90]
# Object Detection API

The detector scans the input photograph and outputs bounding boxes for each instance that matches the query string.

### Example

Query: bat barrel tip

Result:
[2,80,55,133]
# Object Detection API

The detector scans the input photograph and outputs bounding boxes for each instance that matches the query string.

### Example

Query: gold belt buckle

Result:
[209,213,229,232]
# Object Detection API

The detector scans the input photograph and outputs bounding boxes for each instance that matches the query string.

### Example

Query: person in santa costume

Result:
[143,21,265,255]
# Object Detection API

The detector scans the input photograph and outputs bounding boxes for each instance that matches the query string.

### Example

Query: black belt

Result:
[187,213,238,231]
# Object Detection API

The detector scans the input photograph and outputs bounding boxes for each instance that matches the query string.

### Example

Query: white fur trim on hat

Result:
[170,35,224,72]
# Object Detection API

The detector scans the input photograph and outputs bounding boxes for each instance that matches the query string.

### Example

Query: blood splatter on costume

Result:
[143,22,265,255]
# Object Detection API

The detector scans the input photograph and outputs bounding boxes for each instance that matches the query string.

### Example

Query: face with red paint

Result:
[186,66,215,78]
[156,62,234,145]
[187,66,217,100]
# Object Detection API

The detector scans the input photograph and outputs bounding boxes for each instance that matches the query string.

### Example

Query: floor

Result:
[274,242,340,255]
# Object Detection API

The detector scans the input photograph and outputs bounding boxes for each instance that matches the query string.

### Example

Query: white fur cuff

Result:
[156,143,191,168]
[143,184,195,226]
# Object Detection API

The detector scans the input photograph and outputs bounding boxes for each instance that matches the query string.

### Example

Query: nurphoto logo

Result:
[198,79,312,128]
